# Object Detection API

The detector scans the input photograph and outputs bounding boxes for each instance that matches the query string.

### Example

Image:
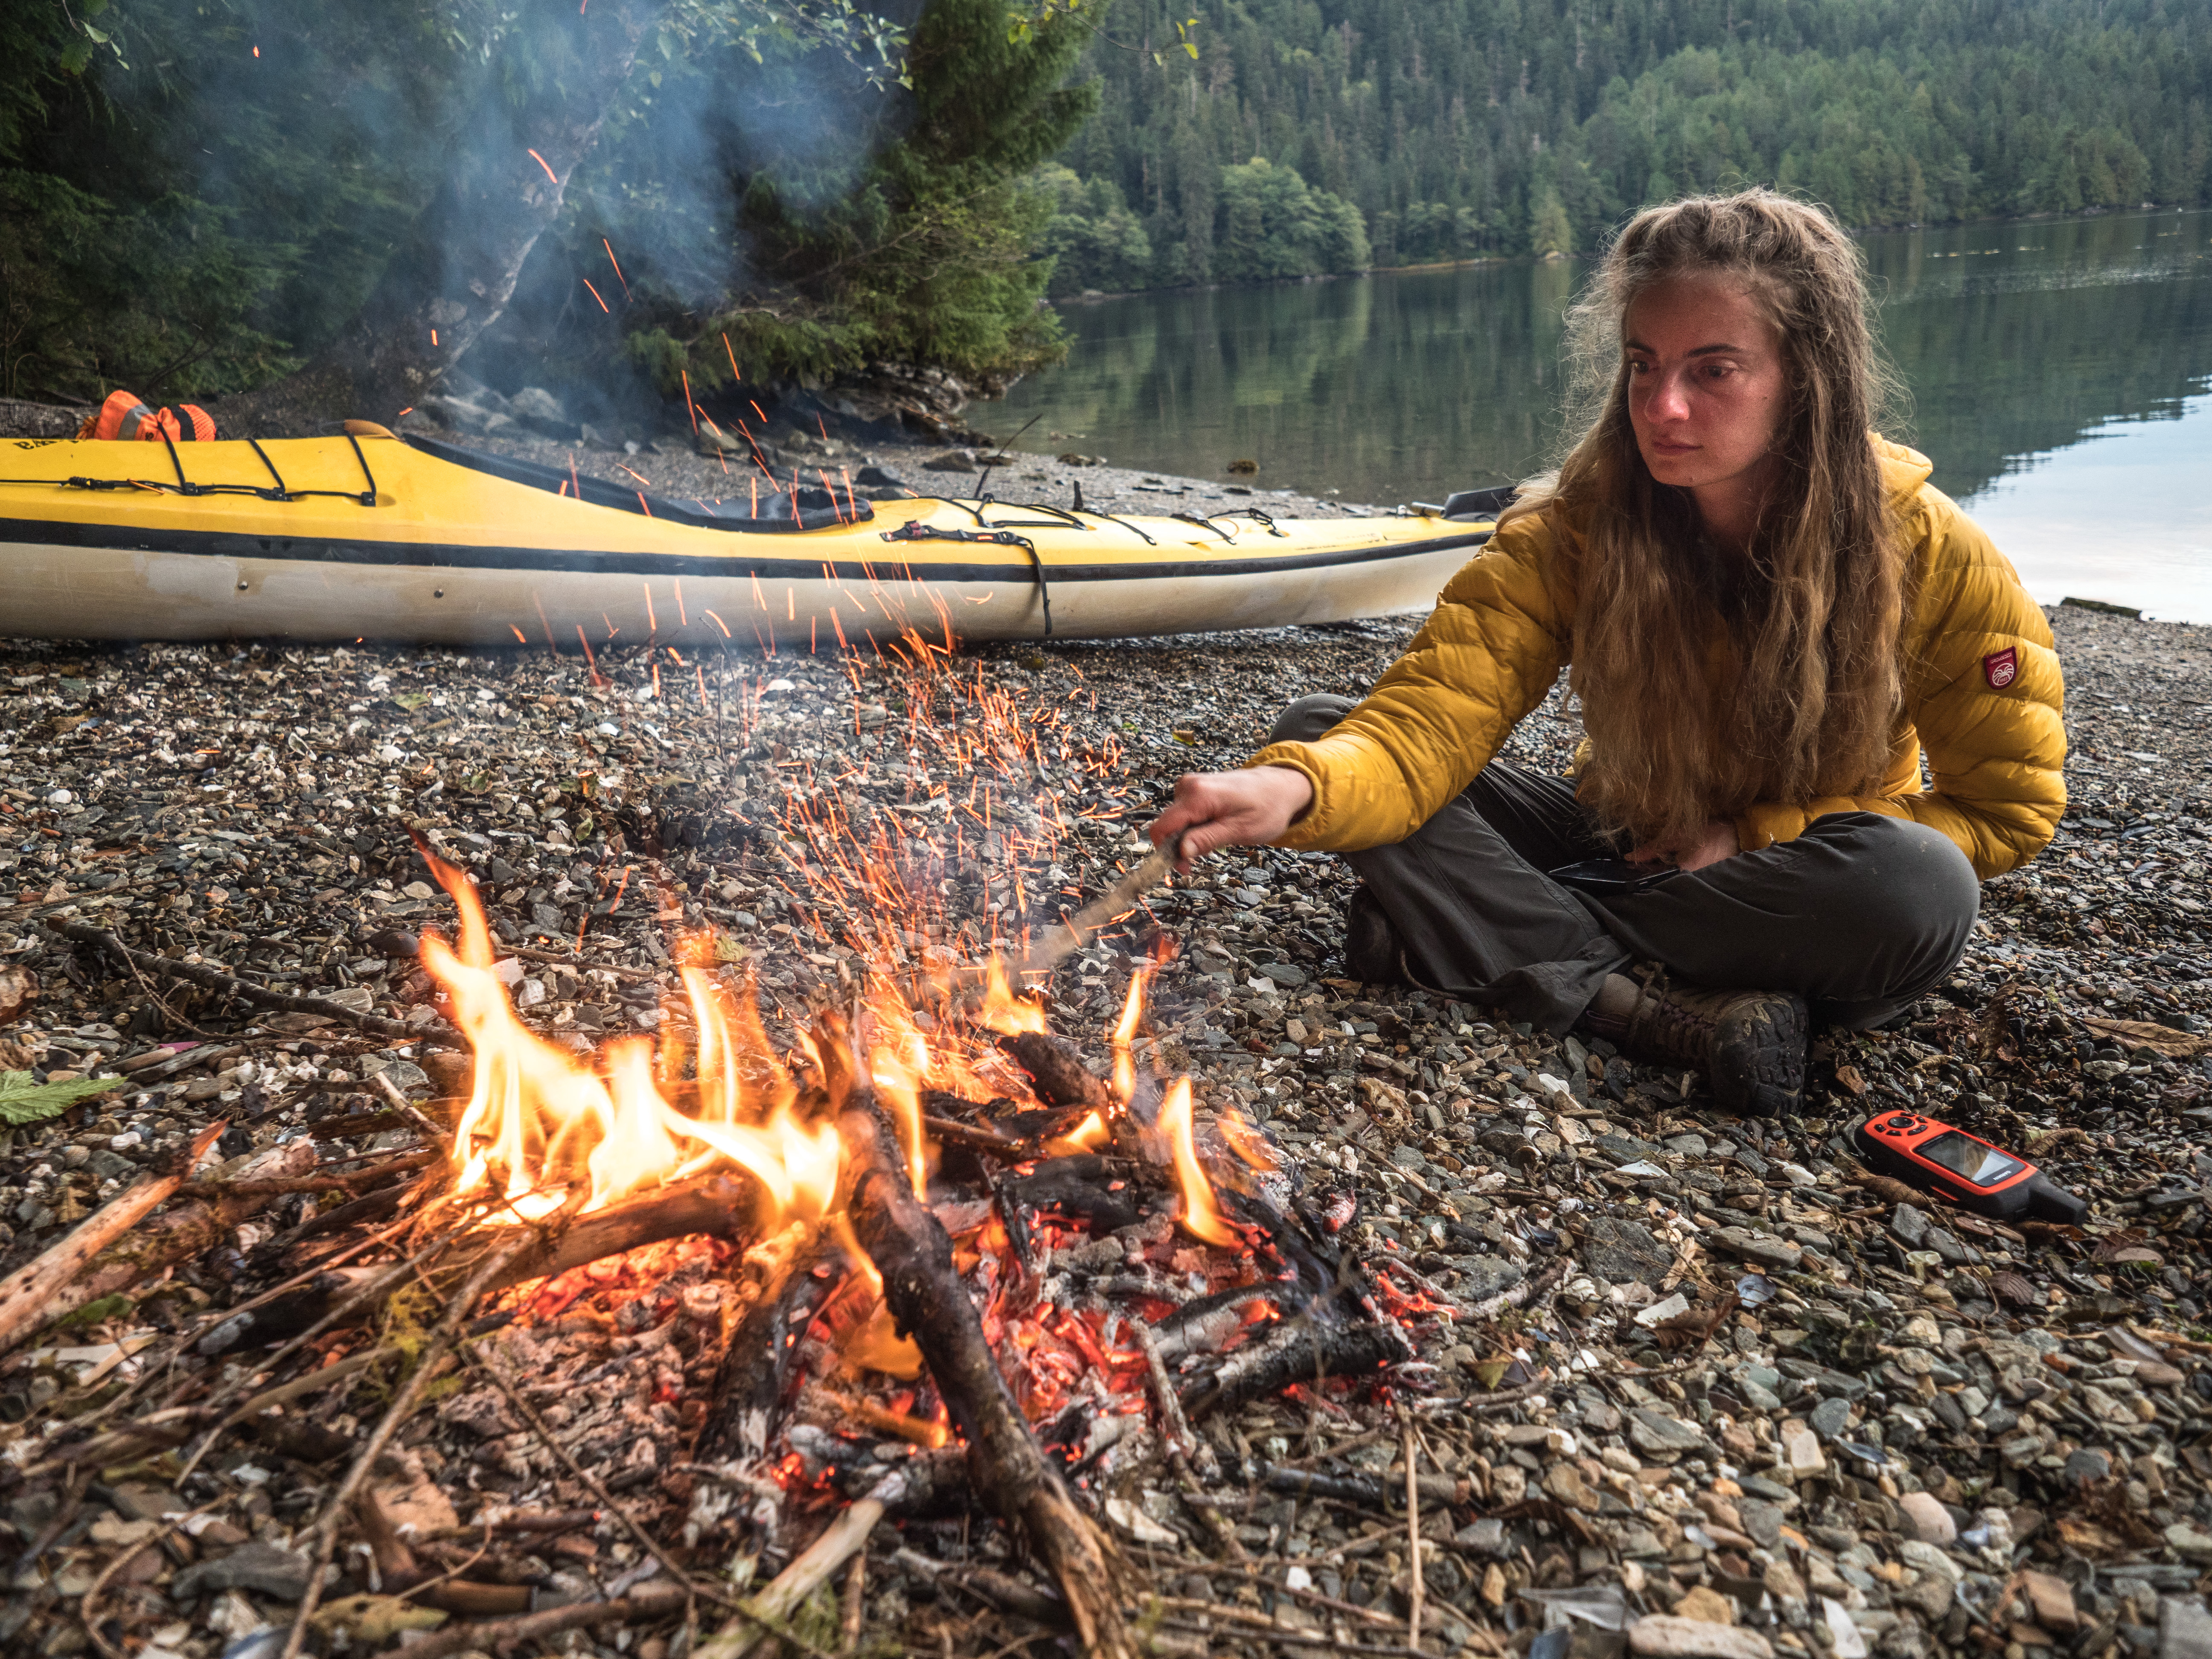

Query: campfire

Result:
[398,835,1413,1654]
[0,625,1456,1659]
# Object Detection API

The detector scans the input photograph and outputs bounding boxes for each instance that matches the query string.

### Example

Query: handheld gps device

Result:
[1851,1110,2087,1225]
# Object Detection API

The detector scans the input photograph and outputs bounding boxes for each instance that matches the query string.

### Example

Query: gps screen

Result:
[1915,1131,2027,1188]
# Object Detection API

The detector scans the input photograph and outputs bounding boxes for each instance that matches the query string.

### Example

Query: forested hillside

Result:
[1040,0,2212,292]
[0,0,1086,416]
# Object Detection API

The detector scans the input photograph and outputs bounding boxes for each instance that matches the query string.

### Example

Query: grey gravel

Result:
[0,521,2206,1659]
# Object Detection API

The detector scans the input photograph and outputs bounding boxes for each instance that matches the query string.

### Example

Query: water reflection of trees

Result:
[1001,213,2211,506]
[1002,258,1580,496]
[1873,214,2212,501]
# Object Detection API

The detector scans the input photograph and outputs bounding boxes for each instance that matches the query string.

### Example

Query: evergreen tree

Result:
[1529,186,1573,257]
[640,0,1099,390]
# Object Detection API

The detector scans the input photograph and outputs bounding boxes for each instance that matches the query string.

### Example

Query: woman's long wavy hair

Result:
[1503,189,1911,851]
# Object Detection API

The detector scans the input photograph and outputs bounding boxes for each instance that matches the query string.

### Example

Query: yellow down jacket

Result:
[1248,440,2065,879]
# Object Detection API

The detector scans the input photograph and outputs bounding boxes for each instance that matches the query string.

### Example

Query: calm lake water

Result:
[998,209,2212,623]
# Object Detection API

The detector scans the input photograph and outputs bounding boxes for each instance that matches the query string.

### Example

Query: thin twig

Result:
[1399,1403,1423,1653]
[374,1581,693,1659]
[276,1222,555,1659]
[1146,1611,1430,1657]
[80,1508,206,1659]
[169,1229,452,1488]
[50,920,442,1042]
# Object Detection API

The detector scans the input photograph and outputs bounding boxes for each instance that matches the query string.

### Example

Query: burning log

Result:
[470,1170,760,1297]
[1002,1029,1113,1109]
[694,1218,825,1464]
[825,1024,1143,1659]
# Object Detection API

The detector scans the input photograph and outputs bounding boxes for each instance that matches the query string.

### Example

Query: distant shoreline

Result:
[1050,202,2202,306]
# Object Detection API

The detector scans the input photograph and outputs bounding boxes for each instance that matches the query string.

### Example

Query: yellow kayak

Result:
[0,425,1500,647]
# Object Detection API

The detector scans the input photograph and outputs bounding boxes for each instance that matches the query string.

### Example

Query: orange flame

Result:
[1109,962,1151,1102]
[1055,1109,1111,1153]
[977,956,1048,1035]
[1158,1077,1237,1246]
[1215,1105,1281,1176]
[419,850,837,1225]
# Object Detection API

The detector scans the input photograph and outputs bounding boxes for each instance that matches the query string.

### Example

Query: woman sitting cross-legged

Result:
[1144,189,2065,1119]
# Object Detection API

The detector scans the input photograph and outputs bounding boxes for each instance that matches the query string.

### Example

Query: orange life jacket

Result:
[77,388,215,442]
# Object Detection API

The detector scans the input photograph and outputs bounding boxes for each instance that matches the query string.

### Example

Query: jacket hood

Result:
[1875,434,1935,502]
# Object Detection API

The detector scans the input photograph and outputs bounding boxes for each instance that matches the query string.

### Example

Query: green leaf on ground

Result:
[0,1070,127,1125]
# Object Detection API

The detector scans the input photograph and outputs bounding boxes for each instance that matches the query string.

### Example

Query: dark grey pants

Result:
[1275,694,1981,1036]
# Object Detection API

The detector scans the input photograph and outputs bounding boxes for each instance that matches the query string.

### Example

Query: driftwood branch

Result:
[695,1494,885,1659]
[29,1139,321,1339]
[0,1121,227,1359]
[824,1021,1141,1659]
[378,1581,693,1659]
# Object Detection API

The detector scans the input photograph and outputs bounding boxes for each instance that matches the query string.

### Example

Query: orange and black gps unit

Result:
[1851,1111,2087,1224]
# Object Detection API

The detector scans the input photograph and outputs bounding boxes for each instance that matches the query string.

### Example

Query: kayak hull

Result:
[0,434,1493,647]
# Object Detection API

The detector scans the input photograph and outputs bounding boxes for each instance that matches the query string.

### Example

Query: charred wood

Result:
[826,1028,1141,1659]
[1000,1030,1113,1109]
[694,1220,824,1464]
[1000,1154,1155,1234]
[1259,1462,1465,1510]
[1179,1316,1413,1421]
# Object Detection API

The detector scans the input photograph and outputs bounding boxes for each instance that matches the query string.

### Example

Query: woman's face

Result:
[1623,275,1788,507]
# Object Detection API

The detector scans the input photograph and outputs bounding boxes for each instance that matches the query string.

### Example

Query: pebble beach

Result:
[0,416,2209,1659]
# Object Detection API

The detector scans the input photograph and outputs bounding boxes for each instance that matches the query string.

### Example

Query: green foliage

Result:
[0,0,467,402]
[1045,0,2212,282]
[0,1069,125,1126]
[1528,186,1573,259]
[57,1293,134,1328]
[1036,162,1154,293]
[1212,155,1366,281]
[608,0,1098,388]
[0,0,939,407]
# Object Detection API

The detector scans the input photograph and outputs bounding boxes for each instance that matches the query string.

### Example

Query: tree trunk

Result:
[217,0,665,436]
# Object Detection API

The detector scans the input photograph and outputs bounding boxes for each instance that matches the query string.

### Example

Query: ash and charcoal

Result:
[0,589,2209,1659]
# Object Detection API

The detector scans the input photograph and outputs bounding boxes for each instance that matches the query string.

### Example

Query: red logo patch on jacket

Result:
[1983,646,2019,690]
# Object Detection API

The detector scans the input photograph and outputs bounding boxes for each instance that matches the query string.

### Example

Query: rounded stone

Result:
[1898,1490,1956,1544]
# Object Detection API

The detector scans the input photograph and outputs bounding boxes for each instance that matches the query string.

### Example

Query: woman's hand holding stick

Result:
[1144,766,1313,871]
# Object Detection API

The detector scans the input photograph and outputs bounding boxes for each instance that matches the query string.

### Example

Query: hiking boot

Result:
[1342,886,1406,985]
[1589,971,1808,1119]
